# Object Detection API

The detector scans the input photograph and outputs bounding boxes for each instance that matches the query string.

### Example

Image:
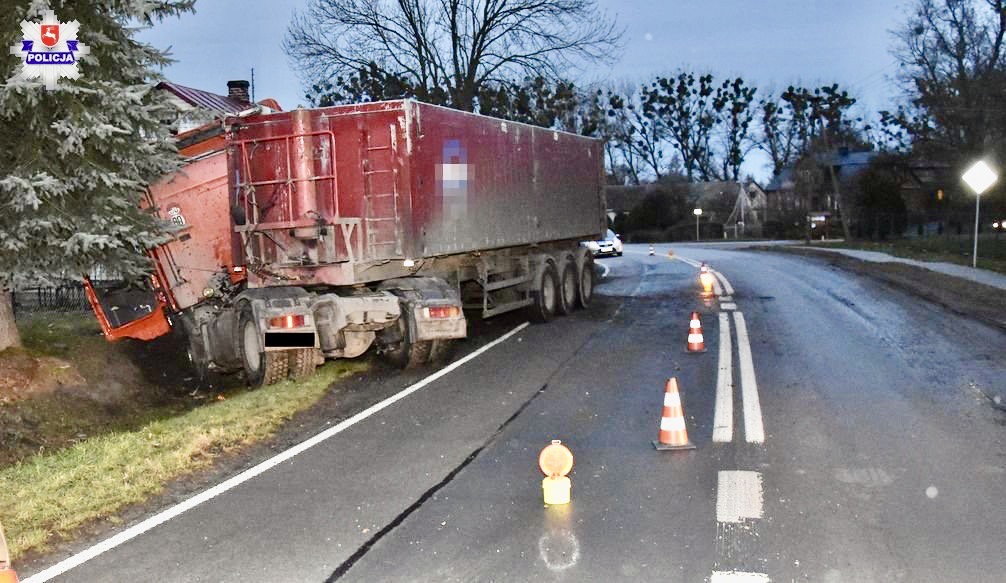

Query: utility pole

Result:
[822,124,853,241]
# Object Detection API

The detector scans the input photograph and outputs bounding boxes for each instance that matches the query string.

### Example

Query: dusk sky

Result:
[138,0,910,180]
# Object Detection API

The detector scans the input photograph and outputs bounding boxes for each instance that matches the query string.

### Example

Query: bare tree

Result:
[643,72,721,181]
[885,0,1006,160]
[714,77,758,181]
[758,96,801,176]
[285,0,622,111]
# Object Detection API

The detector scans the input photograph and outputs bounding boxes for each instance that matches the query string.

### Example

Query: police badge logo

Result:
[9,10,90,90]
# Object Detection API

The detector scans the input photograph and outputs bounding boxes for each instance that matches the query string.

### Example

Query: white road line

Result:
[716,470,764,523]
[675,254,702,267]
[719,302,737,311]
[733,312,765,444]
[711,571,771,582]
[712,313,734,443]
[712,269,735,296]
[712,276,724,296]
[598,262,610,278]
[21,322,531,583]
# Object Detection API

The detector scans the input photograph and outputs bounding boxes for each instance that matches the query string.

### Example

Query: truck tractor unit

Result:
[85,100,606,385]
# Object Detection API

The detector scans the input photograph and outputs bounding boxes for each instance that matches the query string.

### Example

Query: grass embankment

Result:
[0,359,367,559]
[813,235,1006,275]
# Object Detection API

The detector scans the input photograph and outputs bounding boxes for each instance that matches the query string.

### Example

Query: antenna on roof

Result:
[250,67,255,102]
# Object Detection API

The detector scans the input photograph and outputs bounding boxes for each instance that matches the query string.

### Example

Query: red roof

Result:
[157,81,250,115]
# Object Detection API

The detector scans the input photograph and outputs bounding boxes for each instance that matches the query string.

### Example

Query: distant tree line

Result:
[285,0,1006,242]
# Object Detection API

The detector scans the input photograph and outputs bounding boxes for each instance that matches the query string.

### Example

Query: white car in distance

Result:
[583,229,623,257]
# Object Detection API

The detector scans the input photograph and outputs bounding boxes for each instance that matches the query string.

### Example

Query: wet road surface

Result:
[24,243,1006,583]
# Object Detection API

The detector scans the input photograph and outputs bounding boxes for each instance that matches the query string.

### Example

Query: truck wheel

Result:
[577,255,595,309]
[178,316,211,384]
[528,262,558,323]
[556,260,578,316]
[238,305,289,387]
[382,317,432,368]
[429,339,454,364]
[289,348,320,379]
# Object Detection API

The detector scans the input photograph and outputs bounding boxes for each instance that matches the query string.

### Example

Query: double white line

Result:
[675,255,763,444]
[713,309,764,444]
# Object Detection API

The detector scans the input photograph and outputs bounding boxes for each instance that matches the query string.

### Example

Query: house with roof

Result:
[156,80,282,156]
[687,181,768,236]
[764,148,879,231]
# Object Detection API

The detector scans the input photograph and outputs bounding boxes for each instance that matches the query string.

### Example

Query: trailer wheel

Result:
[238,305,289,387]
[289,348,320,379]
[556,260,578,316]
[528,262,559,323]
[577,255,596,309]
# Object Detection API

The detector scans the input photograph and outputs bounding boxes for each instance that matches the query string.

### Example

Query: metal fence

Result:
[11,282,92,321]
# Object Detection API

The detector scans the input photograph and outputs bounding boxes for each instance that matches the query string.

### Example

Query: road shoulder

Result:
[756,245,1006,409]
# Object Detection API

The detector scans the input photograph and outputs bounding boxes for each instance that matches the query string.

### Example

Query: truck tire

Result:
[528,262,559,323]
[429,339,454,364]
[577,255,595,309]
[556,259,578,316]
[289,348,320,379]
[238,304,289,387]
[382,317,432,368]
[177,315,211,384]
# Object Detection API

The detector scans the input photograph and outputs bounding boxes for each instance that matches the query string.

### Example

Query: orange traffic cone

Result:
[0,566,18,583]
[653,378,695,450]
[687,311,706,353]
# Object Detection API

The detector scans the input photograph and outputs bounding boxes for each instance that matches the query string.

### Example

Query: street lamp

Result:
[961,160,998,269]
[693,208,702,241]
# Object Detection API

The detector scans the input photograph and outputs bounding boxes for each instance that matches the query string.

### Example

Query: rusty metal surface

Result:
[133,100,605,312]
[226,100,606,287]
[147,152,235,310]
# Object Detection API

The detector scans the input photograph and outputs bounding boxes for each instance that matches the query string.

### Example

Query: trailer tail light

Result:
[425,306,460,319]
[269,314,307,329]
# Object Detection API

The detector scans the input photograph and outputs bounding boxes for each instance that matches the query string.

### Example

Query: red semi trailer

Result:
[85,100,605,385]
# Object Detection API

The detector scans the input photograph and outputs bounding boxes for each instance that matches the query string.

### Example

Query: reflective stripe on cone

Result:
[687,311,706,352]
[653,378,696,450]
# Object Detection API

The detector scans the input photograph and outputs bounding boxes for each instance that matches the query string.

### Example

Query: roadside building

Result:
[156,80,282,156]
[765,149,879,236]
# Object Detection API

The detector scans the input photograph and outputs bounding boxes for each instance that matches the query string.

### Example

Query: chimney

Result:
[227,80,250,103]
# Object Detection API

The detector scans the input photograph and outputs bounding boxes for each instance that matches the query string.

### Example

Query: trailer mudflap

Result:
[83,278,172,341]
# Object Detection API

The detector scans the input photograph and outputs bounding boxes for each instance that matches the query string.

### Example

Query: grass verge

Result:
[811,236,1006,275]
[0,359,367,560]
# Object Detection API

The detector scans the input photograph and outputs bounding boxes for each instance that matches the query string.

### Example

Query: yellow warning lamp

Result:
[699,265,715,295]
[539,440,574,505]
[936,189,944,201]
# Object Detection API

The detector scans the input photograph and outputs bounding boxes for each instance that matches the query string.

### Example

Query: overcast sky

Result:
[137,0,910,180]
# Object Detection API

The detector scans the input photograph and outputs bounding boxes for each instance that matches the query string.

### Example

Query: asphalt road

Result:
[23,242,1006,583]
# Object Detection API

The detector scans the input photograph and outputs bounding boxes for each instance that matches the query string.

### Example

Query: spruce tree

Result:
[0,0,194,350]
